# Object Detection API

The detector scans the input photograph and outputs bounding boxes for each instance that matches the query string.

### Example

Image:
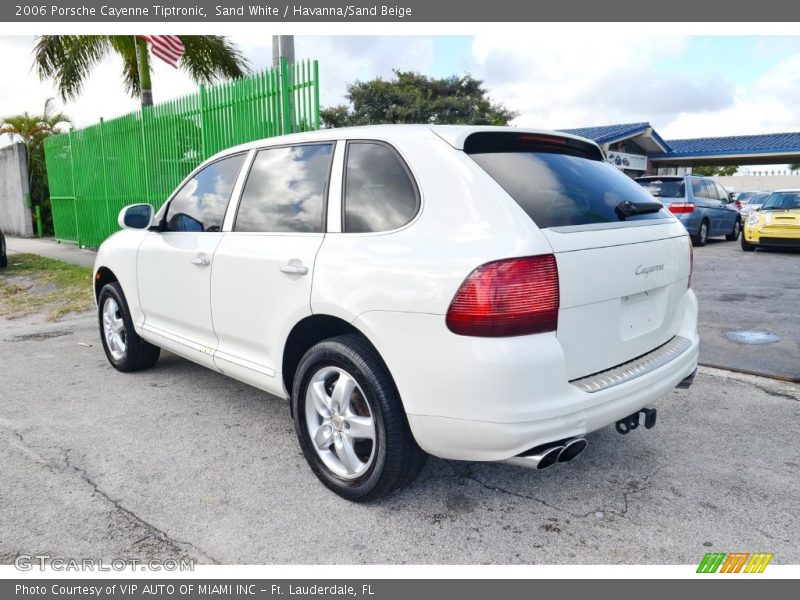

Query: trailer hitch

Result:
[615,408,657,435]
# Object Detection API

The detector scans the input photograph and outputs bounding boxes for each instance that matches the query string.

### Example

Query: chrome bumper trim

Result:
[569,335,693,393]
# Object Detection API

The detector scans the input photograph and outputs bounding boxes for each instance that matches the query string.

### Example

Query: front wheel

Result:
[291,334,426,502]
[726,219,741,241]
[741,235,756,251]
[98,282,160,372]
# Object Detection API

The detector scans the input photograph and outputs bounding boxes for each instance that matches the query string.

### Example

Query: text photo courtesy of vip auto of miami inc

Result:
[0,2,799,593]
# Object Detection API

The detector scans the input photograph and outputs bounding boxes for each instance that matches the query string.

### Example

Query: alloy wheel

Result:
[102,297,127,361]
[304,366,376,480]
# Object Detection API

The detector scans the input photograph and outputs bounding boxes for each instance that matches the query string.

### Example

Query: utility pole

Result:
[272,35,295,67]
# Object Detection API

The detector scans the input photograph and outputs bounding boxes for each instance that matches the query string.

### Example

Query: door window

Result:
[234,144,333,233]
[165,153,246,232]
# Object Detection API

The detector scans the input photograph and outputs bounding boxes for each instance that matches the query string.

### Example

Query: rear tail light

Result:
[735,200,743,209]
[446,255,559,337]
[669,202,695,214]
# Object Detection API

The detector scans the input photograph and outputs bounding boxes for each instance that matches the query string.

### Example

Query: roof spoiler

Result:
[462,131,604,161]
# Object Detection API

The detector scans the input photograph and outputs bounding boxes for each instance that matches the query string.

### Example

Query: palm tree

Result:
[33,35,249,107]
[1,99,72,234]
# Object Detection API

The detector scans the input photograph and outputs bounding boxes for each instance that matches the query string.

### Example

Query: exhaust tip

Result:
[535,446,564,470]
[557,438,588,463]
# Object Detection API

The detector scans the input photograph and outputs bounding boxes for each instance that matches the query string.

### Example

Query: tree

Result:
[1,99,72,235]
[692,165,739,176]
[321,71,517,128]
[788,163,800,172]
[33,35,249,106]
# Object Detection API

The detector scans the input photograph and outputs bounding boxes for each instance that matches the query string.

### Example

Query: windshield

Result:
[635,178,686,198]
[746,193,770,205]
[761,191,800,211]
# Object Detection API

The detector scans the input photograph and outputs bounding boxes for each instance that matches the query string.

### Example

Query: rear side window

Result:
[343,142,419,233]
[715,183,730,201]
[636,178,686,199]
[234,143,333,233]
[470,151,671,229]
[165,153,246,232]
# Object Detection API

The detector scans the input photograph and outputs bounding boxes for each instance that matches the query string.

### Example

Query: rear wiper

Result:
[615,200,664,221]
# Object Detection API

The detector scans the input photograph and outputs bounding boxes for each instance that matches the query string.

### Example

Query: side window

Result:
[343,142,419,233]
[715,183,729,201]
[234,144,333,233]
[165,153,245,232]
[692,179,711,199]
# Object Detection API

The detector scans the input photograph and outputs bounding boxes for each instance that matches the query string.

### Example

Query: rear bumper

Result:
[355,290,699,461]
[406,335,698,461]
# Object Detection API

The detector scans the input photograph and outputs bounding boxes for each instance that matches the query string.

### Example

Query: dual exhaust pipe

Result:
[502,437,588,470]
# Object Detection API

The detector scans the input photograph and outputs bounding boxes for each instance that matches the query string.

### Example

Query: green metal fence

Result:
[44,58,320,248]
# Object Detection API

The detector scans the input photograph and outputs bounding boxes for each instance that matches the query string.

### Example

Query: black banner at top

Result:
[2,0,799,22]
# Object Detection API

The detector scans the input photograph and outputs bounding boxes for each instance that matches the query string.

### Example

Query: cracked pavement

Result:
[2,311,799,564]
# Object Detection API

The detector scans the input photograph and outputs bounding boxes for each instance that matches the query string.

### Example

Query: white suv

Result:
[94,125,699,501]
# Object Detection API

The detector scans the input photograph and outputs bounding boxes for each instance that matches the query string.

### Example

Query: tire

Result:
[0,253,6,269]
[291,334,427,502]
[741,235,756,252]
[726,219,741,241]
[98,282,160,372]
[692,219,709,247]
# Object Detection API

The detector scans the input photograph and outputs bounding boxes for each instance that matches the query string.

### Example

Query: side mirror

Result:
[118,204,154,230]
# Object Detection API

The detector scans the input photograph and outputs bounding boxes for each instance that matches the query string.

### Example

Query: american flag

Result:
[137,35,185,68]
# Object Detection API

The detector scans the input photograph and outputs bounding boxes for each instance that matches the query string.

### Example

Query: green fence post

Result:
[280,57,293,134]
[34,205,43,238]
[139,108,153,205]
[99,117,112,238]
[199,83,209,159]
[67,129,80,246]
[313,60,320,130]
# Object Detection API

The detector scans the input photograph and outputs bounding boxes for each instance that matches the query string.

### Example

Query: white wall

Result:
[0,142,33,236]
[712,174,800,193]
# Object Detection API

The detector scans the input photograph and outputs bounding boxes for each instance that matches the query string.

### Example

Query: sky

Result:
[2,34,800,161]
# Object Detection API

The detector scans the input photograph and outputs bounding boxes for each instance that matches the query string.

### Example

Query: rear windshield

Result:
[469,152,672,228]
[635,178,686,198]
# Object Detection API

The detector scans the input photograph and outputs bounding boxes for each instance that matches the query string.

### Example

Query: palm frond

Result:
[178,36,250,84]
[33,35,111,101]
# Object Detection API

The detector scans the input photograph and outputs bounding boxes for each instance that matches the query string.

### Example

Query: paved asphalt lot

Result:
[2,308,799,564]
[692,238,799,381]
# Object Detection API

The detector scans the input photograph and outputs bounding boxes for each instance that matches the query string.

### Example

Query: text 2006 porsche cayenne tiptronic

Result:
[94,125,699,501]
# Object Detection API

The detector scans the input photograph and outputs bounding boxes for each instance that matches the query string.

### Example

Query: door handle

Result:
[191,254,211,267]
[280,264,308,275]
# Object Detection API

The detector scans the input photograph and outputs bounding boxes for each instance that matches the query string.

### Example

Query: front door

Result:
[137,153,247,369]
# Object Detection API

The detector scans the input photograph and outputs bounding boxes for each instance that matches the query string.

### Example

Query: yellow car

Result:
[741,189,800,251]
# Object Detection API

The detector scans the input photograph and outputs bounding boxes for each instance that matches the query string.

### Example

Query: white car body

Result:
[95,124,699,464]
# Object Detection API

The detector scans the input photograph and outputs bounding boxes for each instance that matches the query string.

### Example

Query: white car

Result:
[94,125,699,501]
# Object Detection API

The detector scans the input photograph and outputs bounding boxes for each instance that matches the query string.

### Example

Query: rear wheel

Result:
[726,219,741,241]
[741,235,756,251]
[692,219,709,247]
[291,334,426,502]
[98,282,160,372]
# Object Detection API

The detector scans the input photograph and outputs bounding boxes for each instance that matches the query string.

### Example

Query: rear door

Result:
[466,133,692,380]
[210,142,334,394]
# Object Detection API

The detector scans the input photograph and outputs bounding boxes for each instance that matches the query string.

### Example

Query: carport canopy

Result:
[560,122,800,167]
